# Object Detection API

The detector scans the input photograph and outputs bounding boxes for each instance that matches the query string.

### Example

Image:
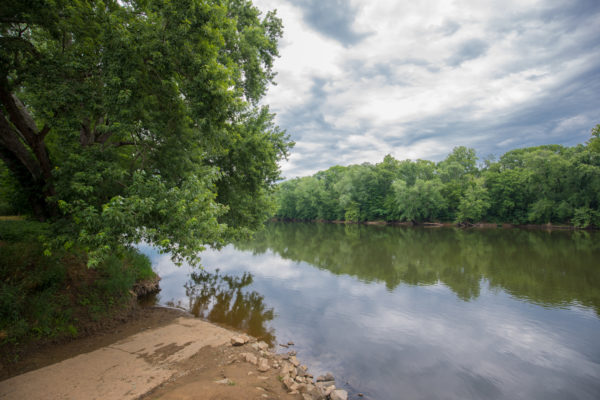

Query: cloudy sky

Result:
[252,0,600,178]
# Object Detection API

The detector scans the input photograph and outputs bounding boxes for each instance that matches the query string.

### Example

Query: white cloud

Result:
[252,0,600,177]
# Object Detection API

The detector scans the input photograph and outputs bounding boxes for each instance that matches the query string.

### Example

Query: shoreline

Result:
[271,218,597,231]
[1,304,350,400]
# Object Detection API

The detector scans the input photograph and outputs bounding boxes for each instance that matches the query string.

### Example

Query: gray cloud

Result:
[290,0,371,46]
[266,0,600,177]
[436,20,461,36]
[446,39,489,67]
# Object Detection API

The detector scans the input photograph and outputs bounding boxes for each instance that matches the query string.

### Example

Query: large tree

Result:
[0,0,292,264]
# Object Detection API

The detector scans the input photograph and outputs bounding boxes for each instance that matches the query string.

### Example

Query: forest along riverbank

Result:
[0,307,351,400]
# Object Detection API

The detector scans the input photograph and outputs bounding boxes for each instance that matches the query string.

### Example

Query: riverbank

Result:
[271,218,596,230]
[0,306,350,400]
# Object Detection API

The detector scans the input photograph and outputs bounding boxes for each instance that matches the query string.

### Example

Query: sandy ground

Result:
[0,308,298,400]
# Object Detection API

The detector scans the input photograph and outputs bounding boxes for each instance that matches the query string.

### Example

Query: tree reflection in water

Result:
[183,269,276,345]
[236,222,600,314]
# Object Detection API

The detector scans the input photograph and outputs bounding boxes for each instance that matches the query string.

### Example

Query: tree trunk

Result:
[0,81,57,220]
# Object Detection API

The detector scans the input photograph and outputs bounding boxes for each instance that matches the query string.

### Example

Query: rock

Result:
[279,343,289,348]
[297,383,308,393]
[316,372,334,382]
[288,350,297,356]
[329,389,348,400]
[257,341,269,351]
[295,376,304,383]
[214,378,233,385]
[282,376,295,390]
[280,361,293,376]
[257,357,270,372]
[358,393,364,397]
[314,383,334,399]
[132,276,161,297]
[231,335,249,346]
[302,394,313,400]
[240,352,258,365]
[288,341,295,346]
[315,381,336,391]
[288,390,300,395]
[289,356,300,367]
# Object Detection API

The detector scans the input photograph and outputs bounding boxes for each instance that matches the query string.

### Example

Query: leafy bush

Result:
[0,221,156,346]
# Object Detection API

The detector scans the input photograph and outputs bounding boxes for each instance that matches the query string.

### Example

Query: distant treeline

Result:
[274,125,600,227]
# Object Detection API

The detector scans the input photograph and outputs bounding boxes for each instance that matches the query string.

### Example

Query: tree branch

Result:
[0,84,38,146]
[0,82,55,190]
[39,124,50,139]
[112,141,136,147]
[0,110,42,181]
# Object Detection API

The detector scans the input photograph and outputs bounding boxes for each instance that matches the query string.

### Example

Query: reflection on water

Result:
[184,270,275,345]
[143,223,600,400]
[160,268,275,345]
[237,223,600,312]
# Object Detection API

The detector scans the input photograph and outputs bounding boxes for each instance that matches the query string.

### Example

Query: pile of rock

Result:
[279,364,348,400]
[231,335,349,400]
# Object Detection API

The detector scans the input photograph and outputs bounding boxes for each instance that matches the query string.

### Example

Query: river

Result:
[138,222,600,400]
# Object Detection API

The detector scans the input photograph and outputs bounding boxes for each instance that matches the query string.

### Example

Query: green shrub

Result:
[0,220,156,345]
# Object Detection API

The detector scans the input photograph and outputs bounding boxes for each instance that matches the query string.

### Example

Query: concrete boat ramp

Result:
[0,317,235,400]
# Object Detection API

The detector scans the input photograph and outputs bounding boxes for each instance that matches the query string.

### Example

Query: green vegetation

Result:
[0,219,155,349]
[274,126,600,227]
[0,0,290,356]
[0,0,291,265]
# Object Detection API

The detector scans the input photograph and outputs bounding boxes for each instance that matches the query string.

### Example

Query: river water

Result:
[139,222,600,400]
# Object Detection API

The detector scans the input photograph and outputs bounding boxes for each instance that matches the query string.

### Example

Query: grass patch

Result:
[0,219,156,349]
[0,215,25,221]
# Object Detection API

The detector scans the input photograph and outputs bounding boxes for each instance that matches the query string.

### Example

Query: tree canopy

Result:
[0,0,292,264]
[274,127,600,228]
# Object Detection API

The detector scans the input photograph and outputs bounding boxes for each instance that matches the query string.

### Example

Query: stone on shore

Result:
[257,341,269,351]
[257,357,270,372]
[329,389,348,400]
[231,335,249,346]
[316,372,335,382]
[240,352,258,365]
[316,380,335,388]
[282,376,295,390]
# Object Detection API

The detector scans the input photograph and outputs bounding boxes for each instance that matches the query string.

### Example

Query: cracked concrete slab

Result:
[0,317,234,400]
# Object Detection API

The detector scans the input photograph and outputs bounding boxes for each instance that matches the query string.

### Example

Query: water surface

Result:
[140,223,600,400]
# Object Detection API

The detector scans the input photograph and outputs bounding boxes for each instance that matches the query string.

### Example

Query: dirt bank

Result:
[0,307,307,400]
